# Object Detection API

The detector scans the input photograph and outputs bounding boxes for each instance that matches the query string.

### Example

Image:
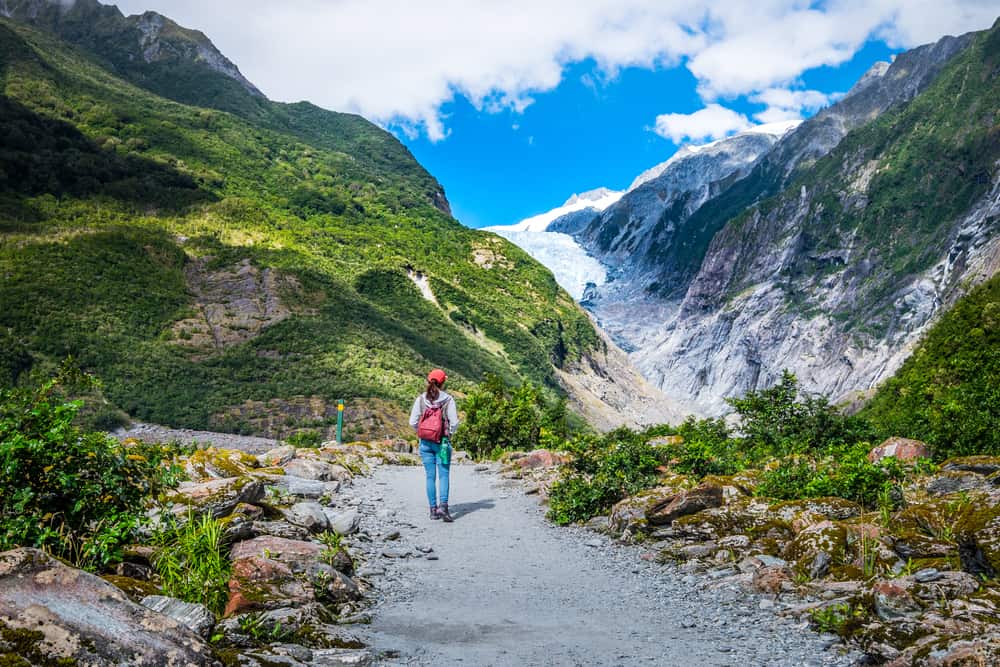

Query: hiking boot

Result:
[439,503,454,523]
[430,505,441,520]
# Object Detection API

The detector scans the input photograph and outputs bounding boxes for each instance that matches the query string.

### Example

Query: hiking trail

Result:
[349,464,861,666]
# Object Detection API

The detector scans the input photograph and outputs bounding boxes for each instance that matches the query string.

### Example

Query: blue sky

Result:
[401,40,899,229]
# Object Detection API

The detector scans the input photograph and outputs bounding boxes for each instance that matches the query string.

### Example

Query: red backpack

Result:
[416,396,450,443]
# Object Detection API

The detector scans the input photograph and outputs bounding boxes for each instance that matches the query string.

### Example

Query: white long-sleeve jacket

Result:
[408,390,459,436]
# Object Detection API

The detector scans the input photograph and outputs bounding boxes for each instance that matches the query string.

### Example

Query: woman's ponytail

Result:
[426,379,440,401]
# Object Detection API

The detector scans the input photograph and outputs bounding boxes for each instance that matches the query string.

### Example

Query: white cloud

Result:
[112,0,998,140]
[653,104,752,144]
[750,87,842,123]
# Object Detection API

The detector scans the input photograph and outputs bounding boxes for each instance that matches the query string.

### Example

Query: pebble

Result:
[585,539,603,548]
[914,567,942,582]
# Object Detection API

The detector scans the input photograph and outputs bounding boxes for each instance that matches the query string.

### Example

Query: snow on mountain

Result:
[627,120,801,192]
[495,187,622,233]
[483,188,621,300]
[488,229,608,300]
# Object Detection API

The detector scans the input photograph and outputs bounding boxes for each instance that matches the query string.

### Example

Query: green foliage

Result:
[547,428,665,525]
[454,374,573,458]
[0,366,177,570]
[727,371,876,459]
[669,417,741,477]
[809,603,857,636]
[0,18,599,436]
[153,513,231,617]
[756,445,906,507]
[237,612,294,645]
[0,330,31,388]
[286,430,322,448]
[864,274,1000,458]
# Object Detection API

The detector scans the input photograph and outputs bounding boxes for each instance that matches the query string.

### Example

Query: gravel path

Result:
[350,465,863,667]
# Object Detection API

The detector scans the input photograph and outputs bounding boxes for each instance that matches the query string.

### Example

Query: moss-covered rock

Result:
[942,456,1000,476]
[607,478,693,535]
[784,520,848,572]
[184,448,260,481]
[770,497,863,524]
[169,476,265,519]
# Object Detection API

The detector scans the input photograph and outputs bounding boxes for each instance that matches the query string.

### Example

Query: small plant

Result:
[237,612,293,644]
[286,430,323,448]
[809,603,854,635]
[317,530,345,568]
[153,513,231,616]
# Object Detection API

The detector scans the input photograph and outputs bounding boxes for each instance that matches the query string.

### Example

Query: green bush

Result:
[727,371,876,459]
[756,445,906,506]
[0,368,177,570]
[153,513,231,617]
[548,428,665,525]
[453,374,572,458]
[670,417,742,477]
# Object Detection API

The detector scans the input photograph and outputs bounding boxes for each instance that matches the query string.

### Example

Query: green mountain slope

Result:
[0,17,599,437]
[862,273,1000,457]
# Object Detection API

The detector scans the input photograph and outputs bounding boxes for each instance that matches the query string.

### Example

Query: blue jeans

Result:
[419,439,450,506]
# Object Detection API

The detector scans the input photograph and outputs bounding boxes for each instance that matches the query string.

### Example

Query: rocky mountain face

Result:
[631,23,1000,415]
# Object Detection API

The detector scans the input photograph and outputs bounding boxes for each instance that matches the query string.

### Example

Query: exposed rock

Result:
[925,471,988,496]
[184,447,260,481]
[868,437,932,463]
[225,555,314,616]
[259,474,338,500]
[785,521,848,571]
[283,502,332,533]
[252,520,312,541]
[324,509,360,536]
[260,445,299,467]
[303,562,361,603]
[809,550,833,579]
[140,595,215,638]
[941,456,1000,476]
[0,548,215,665]
[170,476,265,519]
[752,566,792,594]
[607,478,694,534]
[231,536,322,573]
[872,580,923,621]
[771,497,863,524]
[647,483,724,526]
[509,449,572,470]
[283,457,352,482]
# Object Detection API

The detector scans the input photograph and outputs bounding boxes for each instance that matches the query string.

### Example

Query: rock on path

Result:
[352,465,862,666]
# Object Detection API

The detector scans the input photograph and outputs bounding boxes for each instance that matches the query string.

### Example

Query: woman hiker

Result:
[409,368,459,522]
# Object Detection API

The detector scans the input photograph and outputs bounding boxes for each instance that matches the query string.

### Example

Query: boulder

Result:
[283,502,331,533]
[259,445,298,467]
[871,580,923,621]
[252,520,312,541]
[170,476,265,519]
[0,548,214,665]
[751,566,792,594]
[225,555,314,616]
[511,449,571,470]
[283,457,352,482]
[140,595,214,638]
[771,497,863,524]
[942,456,1000,476]
[925,471,988,496]
[304,562,362,603]
[868,437,931,463]
[231,536,322,572]
[607,479,693,535]
[784,521,848,571]
[646,483,724,526]
[324,509,360,536]
[258,474,338,500]
[184,447,259,481]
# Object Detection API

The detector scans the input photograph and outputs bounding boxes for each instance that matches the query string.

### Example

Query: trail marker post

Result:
[336,400,344,445]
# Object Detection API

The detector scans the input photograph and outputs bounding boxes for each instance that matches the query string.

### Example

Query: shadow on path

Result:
[447,498,495,519]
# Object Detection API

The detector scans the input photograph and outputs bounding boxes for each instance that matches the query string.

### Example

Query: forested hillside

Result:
[0,14,599,438]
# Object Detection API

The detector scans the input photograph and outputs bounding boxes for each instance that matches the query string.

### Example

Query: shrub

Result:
[286,429,323,448]
[454,374,569,458]
[756,445,906,506]
[548,428,664,525]
[153,513,231,617]
[727,371,876,459]
[0,367,178,570]
[670,417,742,477]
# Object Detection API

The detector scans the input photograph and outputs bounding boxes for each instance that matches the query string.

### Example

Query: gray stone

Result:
[284,501,332,533]
[283,457,351,482]
[260,474,337,499]
[140,595,215,638]
[382,547,412,559]
[325,509,361,536]
[914,567,942,583]
[753,554,789,569]
[252,519,312,541]
[0,548,215,665]
[809,551,832,580]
